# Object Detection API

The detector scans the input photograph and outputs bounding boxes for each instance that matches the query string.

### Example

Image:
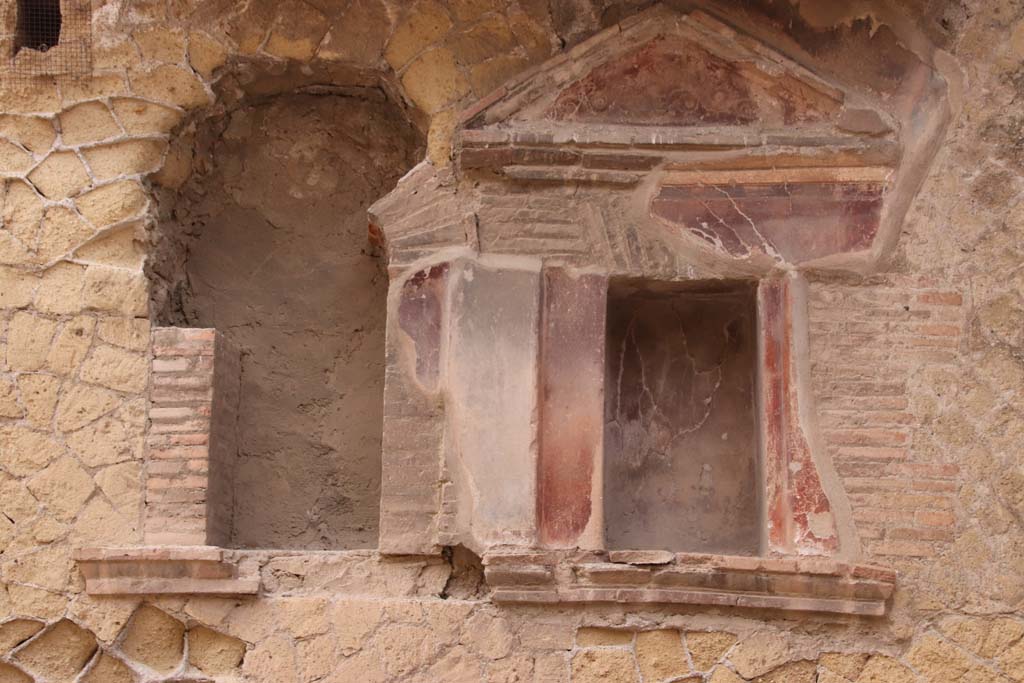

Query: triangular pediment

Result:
[460,6,894,145]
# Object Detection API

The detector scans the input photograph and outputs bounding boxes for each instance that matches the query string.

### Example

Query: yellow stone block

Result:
[59,102,122,147]
[76,181,148,228]
[133,26,187,64]
[401,47,471,114]
[636,630,689,682]
[188,31,230,80]
[0,115,55,155]
[571,649,638,683]
[385,0,453,69]
[83,139,167,180]
[130,65,209,109]
[28,151,91,199]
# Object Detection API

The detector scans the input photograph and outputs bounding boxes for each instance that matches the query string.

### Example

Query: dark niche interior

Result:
[150,91,422,549]
[604,279,762,555]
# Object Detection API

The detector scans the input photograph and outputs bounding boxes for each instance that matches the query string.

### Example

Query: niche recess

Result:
[147,88,422,551]
[604,279,760,555]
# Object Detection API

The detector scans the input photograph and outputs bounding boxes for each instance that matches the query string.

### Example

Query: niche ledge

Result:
[483,551,895,616]
[74,546,260,596]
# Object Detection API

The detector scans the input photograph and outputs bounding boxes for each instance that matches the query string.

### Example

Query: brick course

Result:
[143,327,239,546]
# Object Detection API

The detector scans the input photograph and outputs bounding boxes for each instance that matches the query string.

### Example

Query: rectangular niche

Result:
[604,279,761,555]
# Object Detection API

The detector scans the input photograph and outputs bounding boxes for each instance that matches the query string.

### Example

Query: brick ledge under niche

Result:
[483,550,896,616]
[74,546,260,596]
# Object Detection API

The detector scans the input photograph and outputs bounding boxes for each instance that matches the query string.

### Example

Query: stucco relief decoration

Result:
[367,3,952,613]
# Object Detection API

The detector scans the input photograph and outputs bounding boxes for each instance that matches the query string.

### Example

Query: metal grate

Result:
[1,0,91,83]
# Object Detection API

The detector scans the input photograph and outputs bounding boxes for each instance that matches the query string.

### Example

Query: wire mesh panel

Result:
[1,0,91,83]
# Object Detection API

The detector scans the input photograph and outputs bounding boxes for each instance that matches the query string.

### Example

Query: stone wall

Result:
[0,0,1022,681]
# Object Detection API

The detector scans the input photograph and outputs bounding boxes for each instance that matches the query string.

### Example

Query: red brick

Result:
[916,291,963,306]
[915,510,955,527]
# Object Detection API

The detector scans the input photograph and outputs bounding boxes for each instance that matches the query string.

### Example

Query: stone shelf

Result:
[74,546,259,596]
[483,551,895,616]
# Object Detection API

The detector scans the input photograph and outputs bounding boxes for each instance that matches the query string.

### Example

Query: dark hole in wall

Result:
[604,279,761,554]
[14,0,62,55]
[150,91,422,549]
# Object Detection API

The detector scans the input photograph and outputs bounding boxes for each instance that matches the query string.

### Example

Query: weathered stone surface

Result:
[56,383,119,432]
[997,638,1024,681]
[461,611,514,660]
[83,140,166,180]
[129,65,209,108]
[188,626,246,674]
[94,462,142,513]
[76,181,148,227]
[120,605,185,674]
[0,619,43,652]
[110,99,182,136]
[7,312,58,371]
[754,660,817,683]
[67,416,140,467]
[576,627,633,647]
[59,102,121,147]
[572,649,638,683]
[709,667,745,683]
[37,205,97,263]
[907,634,973,682]
[74,224,146,269]
[385,0,452,69]
[133,25,186,63]
[820,653,869,680]
[728,633,790,679]
[80,345,147,393]
[242,635,298,682]
[264,0,329,61]
[0,139,32,173]
[25,456,94,521]
[0,115,55,154]
[47,316,96,375]
[636,630,688,682]
[686,632,737,671]
[80,653,136,683]
[2,423,61,479]
[317,0,389,65]
[13,619,97,681]
[28,151,91,199]
[856,655,917,683]
[82,266,147,316]
[401,47,471,114]
[188,32,229,79]
[0,663,32,683]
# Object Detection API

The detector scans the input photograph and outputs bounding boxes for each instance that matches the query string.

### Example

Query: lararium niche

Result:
[604,279,760,556]
[368,3,953,615]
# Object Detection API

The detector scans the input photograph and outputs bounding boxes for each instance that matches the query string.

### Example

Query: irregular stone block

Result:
[187,626,246,675]
[13,619,97,682]
[0,619,43,653]
[80,653,136,683]
[686,631,737,671]
[636,630,689,682]
[119,605,184,674]
[572,649,638,683]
